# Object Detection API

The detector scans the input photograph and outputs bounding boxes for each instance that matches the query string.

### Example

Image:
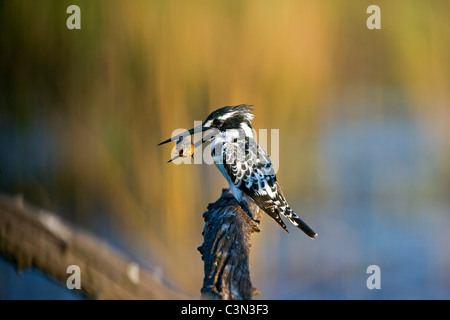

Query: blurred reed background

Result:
[0,0,449,299]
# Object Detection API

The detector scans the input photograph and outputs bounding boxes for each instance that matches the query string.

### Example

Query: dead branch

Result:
[0,193,189,300]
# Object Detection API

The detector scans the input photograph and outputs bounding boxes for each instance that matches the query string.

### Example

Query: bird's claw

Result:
[239,200,259,223]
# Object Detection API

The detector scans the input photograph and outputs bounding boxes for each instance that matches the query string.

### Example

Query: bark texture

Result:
[198,188,261,300]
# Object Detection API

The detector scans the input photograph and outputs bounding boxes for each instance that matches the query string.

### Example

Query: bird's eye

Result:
[213,119,223,126]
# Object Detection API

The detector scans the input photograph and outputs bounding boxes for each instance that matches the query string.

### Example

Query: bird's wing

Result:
[223,137,317,238]
[223,138,290,233]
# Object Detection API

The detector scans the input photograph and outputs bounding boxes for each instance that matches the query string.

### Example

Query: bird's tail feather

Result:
[285,209,317,239]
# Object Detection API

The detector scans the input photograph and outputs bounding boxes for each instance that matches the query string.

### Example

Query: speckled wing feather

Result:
[223,137,317,238]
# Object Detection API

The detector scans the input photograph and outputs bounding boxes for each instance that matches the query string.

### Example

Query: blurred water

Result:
[252,111,450,300]
[0,258,81,300]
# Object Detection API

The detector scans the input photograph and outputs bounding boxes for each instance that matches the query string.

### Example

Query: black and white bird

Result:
[158,105,317,238]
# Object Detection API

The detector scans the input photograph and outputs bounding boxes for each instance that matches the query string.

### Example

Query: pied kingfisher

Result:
[158,105,317,238]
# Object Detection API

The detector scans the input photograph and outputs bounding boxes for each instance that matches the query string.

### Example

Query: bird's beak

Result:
[157,125,213,146]
[158,124,216,163]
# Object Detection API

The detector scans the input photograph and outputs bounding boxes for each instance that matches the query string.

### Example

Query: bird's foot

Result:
[239,200,260,224]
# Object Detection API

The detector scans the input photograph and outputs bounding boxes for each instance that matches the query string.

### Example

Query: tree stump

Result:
[198,188,261,300]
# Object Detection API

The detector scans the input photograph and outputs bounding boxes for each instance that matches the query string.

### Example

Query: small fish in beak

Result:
[176,136,195,158]
[158,125,217,163]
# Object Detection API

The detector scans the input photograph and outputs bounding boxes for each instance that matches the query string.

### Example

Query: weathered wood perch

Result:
[0,193,189,300]
[198,188,261,300]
